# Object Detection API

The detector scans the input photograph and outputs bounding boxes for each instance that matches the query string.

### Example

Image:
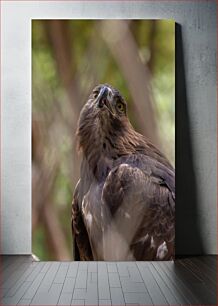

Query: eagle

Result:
[72,84,175,261]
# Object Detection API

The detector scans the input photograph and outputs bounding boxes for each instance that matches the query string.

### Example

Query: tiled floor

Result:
[1,256,217,305]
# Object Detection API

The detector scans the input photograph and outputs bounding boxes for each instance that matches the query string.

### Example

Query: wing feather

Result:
[71,180,93,260]
[101,163,175,260]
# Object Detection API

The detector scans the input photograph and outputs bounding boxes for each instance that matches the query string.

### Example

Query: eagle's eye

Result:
[116,102,125,113]
[93,90,99,99]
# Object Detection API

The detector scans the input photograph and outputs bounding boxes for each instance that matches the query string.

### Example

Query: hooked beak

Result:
[96,86,115,115]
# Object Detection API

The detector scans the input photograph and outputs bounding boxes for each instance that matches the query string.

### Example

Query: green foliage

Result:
[32,225,50,260]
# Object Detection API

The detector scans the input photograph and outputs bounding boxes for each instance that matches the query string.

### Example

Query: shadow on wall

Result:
[175,24,205,256]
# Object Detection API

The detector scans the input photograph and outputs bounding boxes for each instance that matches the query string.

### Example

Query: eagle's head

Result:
[77,84,132,154]
[76,83,171,176]
[92,83,127,118]
[78,83,128,127]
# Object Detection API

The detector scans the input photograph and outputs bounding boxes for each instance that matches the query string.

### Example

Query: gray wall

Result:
[1,1,217,255]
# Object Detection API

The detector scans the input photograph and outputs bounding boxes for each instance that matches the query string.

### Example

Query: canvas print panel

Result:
[32,20,175,261]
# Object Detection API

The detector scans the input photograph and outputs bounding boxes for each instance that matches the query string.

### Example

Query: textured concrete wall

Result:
[1,1,217,254]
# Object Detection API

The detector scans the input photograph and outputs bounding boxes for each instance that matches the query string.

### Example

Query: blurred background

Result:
[32,20,175,261]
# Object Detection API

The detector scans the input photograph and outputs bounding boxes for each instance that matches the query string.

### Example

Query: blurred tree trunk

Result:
[43,203,71,260]
[101,20,160,148]
[147,20,157,74]
[32,118,72,260]
[44,20,81,185]
[129,20,140,44]
[44,20,80,114]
